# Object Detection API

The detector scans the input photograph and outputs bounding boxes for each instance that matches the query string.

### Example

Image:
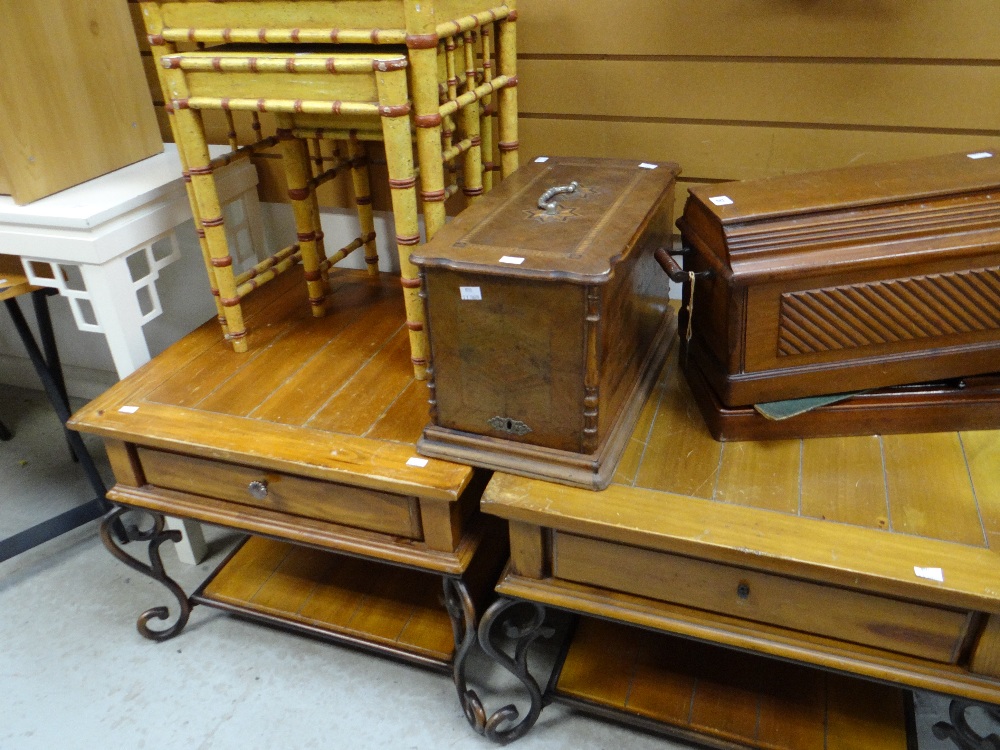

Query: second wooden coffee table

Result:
[478,338,1000,748]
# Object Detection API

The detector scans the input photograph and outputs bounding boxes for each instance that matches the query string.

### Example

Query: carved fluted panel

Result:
[777,265,1000,356]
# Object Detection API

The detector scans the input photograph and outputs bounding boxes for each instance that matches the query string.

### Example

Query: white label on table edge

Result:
[638,162,658,169]
[118,405,140,414]
[406,456,429,468]
[710,195,735,206]
[460,286,482,300]
[534,156,549,162]
[499,256,525,265]
[914,566,945,582]
[968,152,993,159]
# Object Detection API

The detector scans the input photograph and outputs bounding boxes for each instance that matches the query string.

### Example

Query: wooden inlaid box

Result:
[413,156,679,490]
[675,150,1000,407]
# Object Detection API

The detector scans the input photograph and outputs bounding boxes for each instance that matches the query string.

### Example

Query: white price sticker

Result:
[460,286,482,300]
[638,162,658,170]
[499,256,525,265]
[968,152,993,159]
[709,195,734,206]
[118,405,140,414]
[406,457,429,468]
[914,566,945,582]
[534,156,549,163]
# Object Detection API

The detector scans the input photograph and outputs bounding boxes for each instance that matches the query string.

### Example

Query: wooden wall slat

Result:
[519,0,1000,60]
[519,117,997,179]
[518,59,1000,133]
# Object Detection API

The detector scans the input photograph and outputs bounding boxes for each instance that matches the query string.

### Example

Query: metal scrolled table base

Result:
[933,698,1000,749]
[443,577,490,732]
[474,596,553,744]
[100,506,192,641]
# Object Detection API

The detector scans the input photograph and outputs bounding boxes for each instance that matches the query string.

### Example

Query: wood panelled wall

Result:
[130,0,1000,220]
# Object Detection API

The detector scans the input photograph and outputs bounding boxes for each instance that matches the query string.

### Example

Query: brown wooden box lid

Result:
[411,156,680,283]
[687,148,1000,225]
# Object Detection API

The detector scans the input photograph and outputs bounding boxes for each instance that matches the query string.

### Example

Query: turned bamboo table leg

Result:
[497,4,519,178]
[461,31,484,203]
[144,9,229,336]
[479,23,496,193]
[277,126,327,317]
[162,64,248,351]
[406,4,449,242]
[346,138,380,275]
[377,66,430,380]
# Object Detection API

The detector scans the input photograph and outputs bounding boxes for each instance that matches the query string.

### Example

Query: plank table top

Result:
[70,267,471,503]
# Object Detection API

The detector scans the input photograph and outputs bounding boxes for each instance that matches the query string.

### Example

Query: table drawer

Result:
[137,448,421,539]
[553,532,971,663]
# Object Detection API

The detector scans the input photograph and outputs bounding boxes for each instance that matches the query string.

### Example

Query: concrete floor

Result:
[0,385,987,749]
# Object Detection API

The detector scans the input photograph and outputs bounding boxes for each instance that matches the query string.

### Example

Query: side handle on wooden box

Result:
[654,245,709,283]
[655,246,711,344]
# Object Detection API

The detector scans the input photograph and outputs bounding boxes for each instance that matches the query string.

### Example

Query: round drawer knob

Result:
[247,480,269,500]
[736,582,751,600]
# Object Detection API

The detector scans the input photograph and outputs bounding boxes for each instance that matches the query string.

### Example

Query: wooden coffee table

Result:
[69,267,507,723]
[477,338,1000,748]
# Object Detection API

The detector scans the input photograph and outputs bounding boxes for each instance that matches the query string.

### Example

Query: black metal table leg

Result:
[0,290,127,562]
[4,293,106,495]
[100,507,192,640]
[933,698,1000,749]
[475,596,552,744]
[444,577,491,733]
[31,288,75,460]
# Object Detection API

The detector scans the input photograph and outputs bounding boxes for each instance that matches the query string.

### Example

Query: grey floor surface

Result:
[0,384,984,750]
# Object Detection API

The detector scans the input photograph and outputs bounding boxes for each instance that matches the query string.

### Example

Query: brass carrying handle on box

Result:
[538,181,579,214]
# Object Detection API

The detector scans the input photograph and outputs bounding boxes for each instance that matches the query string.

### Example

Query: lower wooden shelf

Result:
[551,617,914,750]
[193,536,456,669]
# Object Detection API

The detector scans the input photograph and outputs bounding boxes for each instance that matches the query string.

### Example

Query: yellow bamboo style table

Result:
[477,335,1000,748]
[140,1,519,378]
[69,266,507,728]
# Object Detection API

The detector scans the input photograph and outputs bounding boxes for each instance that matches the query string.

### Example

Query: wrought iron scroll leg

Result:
[99,506,192,641]
[475,596,550,744]
[932,698,1000,750]
[443,578,488,733]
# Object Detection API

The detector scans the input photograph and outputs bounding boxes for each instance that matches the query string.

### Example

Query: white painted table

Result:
[0,144,262,376]
[0,143,264,563]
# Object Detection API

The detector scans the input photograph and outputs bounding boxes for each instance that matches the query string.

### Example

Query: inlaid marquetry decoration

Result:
[522,204,580,223]
[777,265,1000,357]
